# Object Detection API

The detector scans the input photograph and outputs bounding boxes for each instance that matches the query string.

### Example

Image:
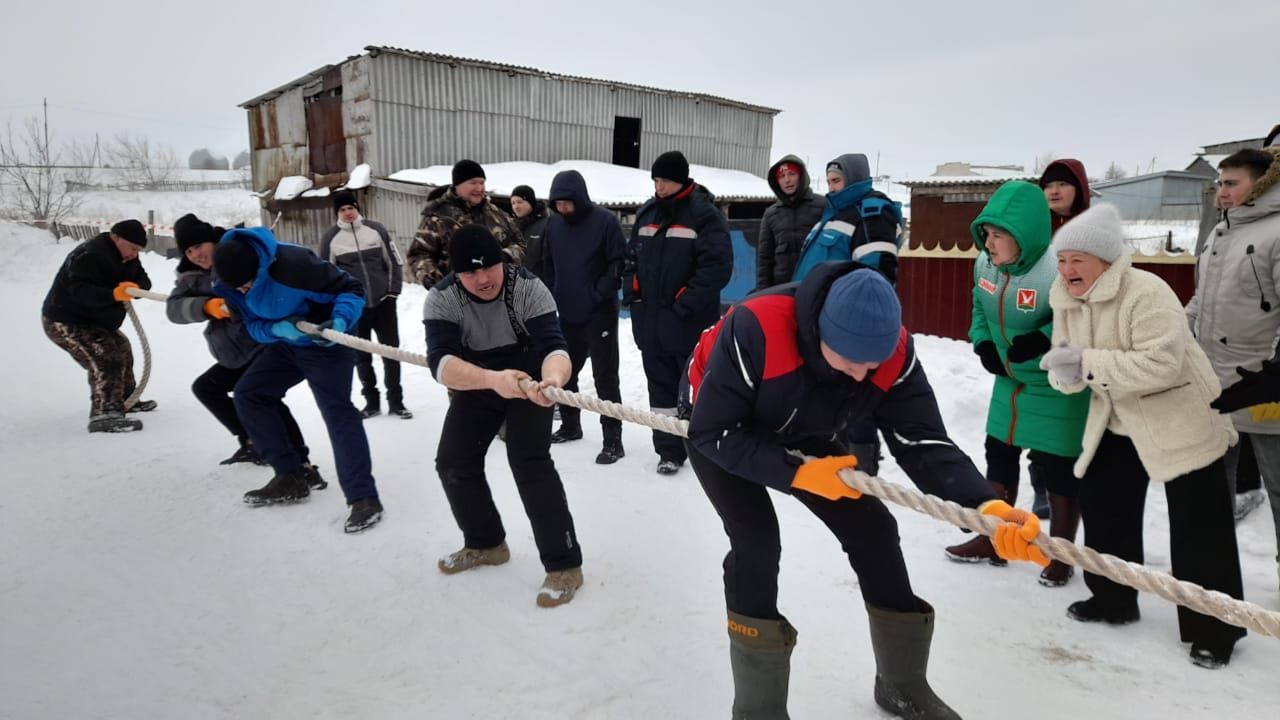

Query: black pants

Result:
[688,442,917,619]
[1080,431,1245,648]
[1235,437,1261,494]
[559,306,622,434]
[191,362,309,461]
[355,298,402,404]
[641,351,687,463]
[985,435,1079,498]
[435,389,582,571]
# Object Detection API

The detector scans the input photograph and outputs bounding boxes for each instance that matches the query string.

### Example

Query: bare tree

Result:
[0,117,89,223]
[106,133,177,189]
[1104,162,1128,181]
[1034,151,1058,174]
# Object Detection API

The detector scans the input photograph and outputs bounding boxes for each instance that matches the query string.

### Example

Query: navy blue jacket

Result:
[42,233,152,329]
[680,261,993,507]
[622,182,732,357]
[543,170,626,324]
[213,227,365,347]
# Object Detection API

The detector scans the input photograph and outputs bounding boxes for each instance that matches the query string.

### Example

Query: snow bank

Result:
[273,175,314,201]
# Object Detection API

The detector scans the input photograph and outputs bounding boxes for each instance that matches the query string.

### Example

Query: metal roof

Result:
[240,46,781,115]
[899,174,1039,188]
[1091,170,1211,189]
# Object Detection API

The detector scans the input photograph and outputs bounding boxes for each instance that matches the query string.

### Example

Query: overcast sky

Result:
[6,0,1277,183]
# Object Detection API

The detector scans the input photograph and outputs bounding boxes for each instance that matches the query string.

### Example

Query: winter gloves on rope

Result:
[203,299,231,320]
[791,455,862,501]
[978,500,1050,567]
[113,281,139,302]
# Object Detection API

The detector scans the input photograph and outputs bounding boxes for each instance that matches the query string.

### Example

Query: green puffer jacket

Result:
[969,181,1089,457]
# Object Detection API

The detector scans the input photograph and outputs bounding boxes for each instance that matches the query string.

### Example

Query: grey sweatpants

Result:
[1224,432,1280,562]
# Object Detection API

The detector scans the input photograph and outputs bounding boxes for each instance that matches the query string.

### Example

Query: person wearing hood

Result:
[1040,159,1091,235]
[319,190,410,420]
[1188,146,1280,584]
[213,227,383,534]
[1042,203,1245,668]
[42,219,155,433]
[406,159,525,286]
[510,185,550,279]
[541,170,627,464]
[622,150,732,475]
[167,214,324,487]
[680,263,1045,719]
[755,155,825,291]
[941,182,1089,587]
[791,153,903,284]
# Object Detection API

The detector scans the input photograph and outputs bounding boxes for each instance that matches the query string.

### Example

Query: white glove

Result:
[1040,344,1084,385]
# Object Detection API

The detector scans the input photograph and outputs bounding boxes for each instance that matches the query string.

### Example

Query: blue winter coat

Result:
[213,227,365,347]
[792,179,902,284]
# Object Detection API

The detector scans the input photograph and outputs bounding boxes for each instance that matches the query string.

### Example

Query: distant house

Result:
[1091,170,1211,222]
[238,45,779,248]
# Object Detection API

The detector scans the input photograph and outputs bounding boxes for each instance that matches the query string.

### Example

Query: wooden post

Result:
[147,210,155,247]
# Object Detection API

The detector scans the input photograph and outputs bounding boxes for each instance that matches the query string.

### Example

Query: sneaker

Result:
[388,404,414,420]
[536,567,584,608]
[220,443,262,465]
[1039,561,1075,587]
[595,440,625,465]
[1189,642,1232,669]
[1031,488,1051,520]
[551,425,584,444]
[360,399,381,419]
[126,399,158,413]
[1234,489,1266,523]
[944,534,1005,566]
[300,463,328,490]
[87,412,143,433]
[1066,597,1140,625]
[243,472,310,506]
[656,459,682,475]
[438,542,511,574]
[344,498,383,533]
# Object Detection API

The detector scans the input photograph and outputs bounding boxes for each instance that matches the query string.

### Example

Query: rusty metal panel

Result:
[898,256,977,341]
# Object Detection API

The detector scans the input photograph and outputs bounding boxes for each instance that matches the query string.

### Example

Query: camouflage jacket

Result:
[406,186,526,285]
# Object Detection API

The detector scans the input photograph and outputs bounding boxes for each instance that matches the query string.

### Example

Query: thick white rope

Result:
[120,288,167,411]
[129,291,1280,639]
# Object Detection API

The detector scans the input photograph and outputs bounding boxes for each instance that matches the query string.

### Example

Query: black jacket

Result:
[680,261,994,506]
[622,182,732,357]
[518,204,551,279]
[756,155,825,290]
[543,171,625,325]
[42,233,153,329]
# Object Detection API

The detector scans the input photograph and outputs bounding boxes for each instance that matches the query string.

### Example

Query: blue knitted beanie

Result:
[818,269,902,363]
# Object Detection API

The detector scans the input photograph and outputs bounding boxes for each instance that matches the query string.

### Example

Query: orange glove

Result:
[791,455,862,501]
[203,298,231,320]
[980,500,1050,567]
[113,281,140,302]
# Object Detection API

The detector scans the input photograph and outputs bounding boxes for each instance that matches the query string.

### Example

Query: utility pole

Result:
[43,98,49,157]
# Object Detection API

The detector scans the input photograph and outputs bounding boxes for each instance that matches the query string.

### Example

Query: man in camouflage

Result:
[406,159,526,286]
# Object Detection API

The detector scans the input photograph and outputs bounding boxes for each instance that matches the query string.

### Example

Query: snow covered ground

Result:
[1,221,1277,719]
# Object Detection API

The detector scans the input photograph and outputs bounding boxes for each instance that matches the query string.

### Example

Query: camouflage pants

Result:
[42,316,136,415]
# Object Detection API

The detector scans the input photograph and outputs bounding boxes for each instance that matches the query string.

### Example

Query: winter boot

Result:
[536,567,584,608]
[344,498,383,533]
[126,399,158,413]
[1039,494,1080,587]
[551,424,584,444]
[360,396,381,419]
[596,425,625,465]
[300,463,328,490]
[727,611,797,720]
[243,472,310,506]
[866,599,961,720]
[220,438,262,465]
[438,542,511,574]
[87,412,143,433]
[656,459,682,476]
[945,482,1009,565]
[1233,489,1266,522]
[1066,596,1140,625]
[387,401,414,420]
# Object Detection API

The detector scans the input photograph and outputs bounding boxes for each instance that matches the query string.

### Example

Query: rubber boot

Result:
[943,482,1011,565]
[727,610,798,720]
[867,599,962,720]
[1039,494,1080,587]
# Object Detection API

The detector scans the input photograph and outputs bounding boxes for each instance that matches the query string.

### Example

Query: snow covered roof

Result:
[899,173,1040,188]
[387,160,775,205]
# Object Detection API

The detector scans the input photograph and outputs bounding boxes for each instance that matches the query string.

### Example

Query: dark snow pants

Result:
[985,435,1079,498]
[1080,431,1245,648]
[641,351,687,463]
[558,305,622,435]
[354,297,403,405]
[192,362,309,461]
[687,443,919,620]
[234,343,377,503]
[435,388,582,571]
[43,316,136,415]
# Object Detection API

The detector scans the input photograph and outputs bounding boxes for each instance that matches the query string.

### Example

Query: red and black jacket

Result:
[680,261,994,507]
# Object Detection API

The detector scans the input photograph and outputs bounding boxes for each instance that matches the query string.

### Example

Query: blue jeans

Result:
[235,343,378,503]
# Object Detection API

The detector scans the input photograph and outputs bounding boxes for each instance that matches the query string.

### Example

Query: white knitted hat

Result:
[1050,203,1126,263]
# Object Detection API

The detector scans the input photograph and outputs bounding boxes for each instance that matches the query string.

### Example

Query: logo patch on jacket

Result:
[1016,288,1037,312]
[979,278,997,295]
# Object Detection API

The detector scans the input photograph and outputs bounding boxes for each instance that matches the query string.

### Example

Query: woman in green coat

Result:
[943,181,1090,586]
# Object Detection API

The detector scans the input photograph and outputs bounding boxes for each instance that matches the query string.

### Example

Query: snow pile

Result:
[345,163,372,190]
[1,220,1276,718]
[389,159,773,204]
[273,175,314,201]
[73,189,261,229]
[1122,220,1201,255]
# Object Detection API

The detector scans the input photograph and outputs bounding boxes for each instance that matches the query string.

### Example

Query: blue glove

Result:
[270,319,307,342]
[312,317,350,347]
